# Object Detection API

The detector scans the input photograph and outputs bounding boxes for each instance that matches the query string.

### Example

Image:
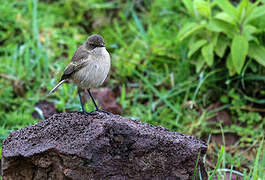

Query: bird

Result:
[49,34,111,114]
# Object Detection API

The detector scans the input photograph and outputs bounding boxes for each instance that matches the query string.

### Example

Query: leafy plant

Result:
[223,89,265,143]
[178,0,265,75]
[0,0,264,178]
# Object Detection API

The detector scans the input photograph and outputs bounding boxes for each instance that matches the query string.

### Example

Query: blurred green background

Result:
[0,0,264,178]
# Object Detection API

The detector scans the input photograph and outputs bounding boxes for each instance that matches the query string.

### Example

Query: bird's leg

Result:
[87,89,99,111]
[87,89,110,115]
[78,89,88,114]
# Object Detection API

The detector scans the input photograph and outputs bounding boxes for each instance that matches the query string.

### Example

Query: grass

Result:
[0,0,264,179]
[207,139,265,180]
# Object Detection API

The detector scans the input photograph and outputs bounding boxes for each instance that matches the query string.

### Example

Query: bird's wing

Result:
[60,60,89,81]
[60,45,90,81]
[71,45,90,62]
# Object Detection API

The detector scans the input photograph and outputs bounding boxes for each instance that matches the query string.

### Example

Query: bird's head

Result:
[85,34,105,50]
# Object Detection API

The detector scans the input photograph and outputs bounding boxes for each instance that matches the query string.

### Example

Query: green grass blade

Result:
[192,151,201,180]
[209,146,224,180]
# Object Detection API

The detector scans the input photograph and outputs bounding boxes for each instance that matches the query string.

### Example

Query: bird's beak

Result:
[99,43,105,47]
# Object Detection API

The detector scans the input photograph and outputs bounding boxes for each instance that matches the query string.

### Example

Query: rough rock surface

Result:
[2,112,208,180]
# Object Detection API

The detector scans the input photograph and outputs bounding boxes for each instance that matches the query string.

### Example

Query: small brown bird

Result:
[49,34,111,114]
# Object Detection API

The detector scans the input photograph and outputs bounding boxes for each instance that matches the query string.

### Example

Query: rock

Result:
[2,112,208,180]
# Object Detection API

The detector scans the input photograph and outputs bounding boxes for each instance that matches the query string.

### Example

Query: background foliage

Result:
[0,0,264,179]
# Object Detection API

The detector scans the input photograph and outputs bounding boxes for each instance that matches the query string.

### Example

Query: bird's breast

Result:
[72,50,110,89]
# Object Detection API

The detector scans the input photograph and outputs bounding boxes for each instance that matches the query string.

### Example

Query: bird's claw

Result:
[96,109,110,115]
[81,109,110,116]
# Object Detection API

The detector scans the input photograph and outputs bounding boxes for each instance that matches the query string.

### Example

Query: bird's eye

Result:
[90,43,95,47]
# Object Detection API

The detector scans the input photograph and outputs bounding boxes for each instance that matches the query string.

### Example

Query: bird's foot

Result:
[96,109,111,115]
[81,109,110,116]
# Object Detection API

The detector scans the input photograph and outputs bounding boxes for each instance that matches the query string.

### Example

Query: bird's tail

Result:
[48,79,67,95]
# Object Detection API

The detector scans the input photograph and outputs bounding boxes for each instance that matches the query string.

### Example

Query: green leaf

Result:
[211,33,219,47]
[238,0,248,12]
[215,0,238,20]
[248,43,265,67]
[201,43,214,66]
[188,39,207,58]
[226,54,236,76]
[245,4,265,23]
[243,0,260,20]
[193,0,211,18]
[215,35,229,58]
[207,19,237,38]
[181,0,195,17]
[195,55,205,73]
[242,25,257,41]
[215,12,236,25]
[177,22,204,42]
[231,35,248,74]
[238,0,248,23]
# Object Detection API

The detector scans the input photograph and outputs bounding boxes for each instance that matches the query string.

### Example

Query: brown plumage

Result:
[49,34,111,114]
